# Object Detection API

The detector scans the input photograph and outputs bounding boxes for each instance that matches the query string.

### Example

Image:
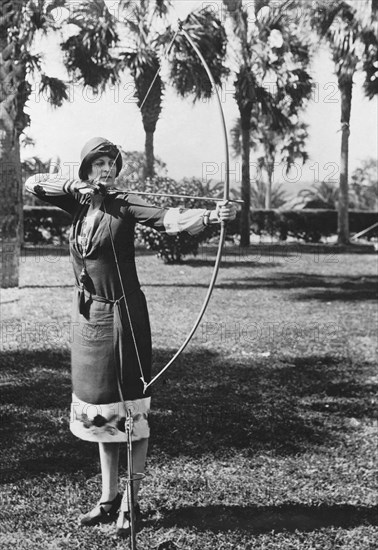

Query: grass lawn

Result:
[0,242,377,549]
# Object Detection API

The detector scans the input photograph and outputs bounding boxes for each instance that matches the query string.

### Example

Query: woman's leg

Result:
[129,437,149,501]
[98,438,149,502]
[116,437,149,532]
[98,442,120,502]
[80,442,120,524]
[82,437,148,528]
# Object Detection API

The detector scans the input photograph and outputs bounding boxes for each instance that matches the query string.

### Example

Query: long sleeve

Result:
[24,174,81,215]
[123,194,215,236]
[25,174,77,197]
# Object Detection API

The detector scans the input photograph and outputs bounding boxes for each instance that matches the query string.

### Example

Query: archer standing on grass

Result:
[25,137,236,537]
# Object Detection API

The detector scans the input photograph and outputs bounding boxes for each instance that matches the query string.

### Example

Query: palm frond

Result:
[153,0,172,18]
[23,52,42,73]
[61,0,119,90]
[39,75,68,107]
[255,0,295,31]
[250,180,288,209]
[168,7,229,100]
[298,181,339,209]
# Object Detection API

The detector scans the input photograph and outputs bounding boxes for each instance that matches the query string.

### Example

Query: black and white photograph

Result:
[1,1,377,549]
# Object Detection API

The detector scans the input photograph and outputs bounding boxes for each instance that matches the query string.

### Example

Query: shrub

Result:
[23,206,72,245]
[278,210,337,242]
[132,177,222,263]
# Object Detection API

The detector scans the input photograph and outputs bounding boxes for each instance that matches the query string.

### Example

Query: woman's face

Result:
[88,155,117,186]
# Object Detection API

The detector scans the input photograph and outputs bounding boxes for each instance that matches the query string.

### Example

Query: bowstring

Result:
[98,24,181,393]
[102,199,148,391]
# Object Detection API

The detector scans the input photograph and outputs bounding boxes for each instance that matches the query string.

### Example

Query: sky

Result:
[23,0,378,198]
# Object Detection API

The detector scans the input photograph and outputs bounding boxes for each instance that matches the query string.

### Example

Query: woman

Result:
[25,137,236,536]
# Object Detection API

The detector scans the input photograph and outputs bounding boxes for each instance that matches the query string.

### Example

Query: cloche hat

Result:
[78,137,122,181]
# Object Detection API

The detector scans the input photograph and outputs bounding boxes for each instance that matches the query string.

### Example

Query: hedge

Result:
[250,209,378,242]
[23,206,378,251]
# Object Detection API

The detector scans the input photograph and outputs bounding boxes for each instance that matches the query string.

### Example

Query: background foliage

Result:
[23,205,378,249]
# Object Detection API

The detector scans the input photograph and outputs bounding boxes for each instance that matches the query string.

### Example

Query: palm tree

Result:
[298,181,339,209]
[250,180,288,209]
[116,1,173,179]
[222,0,313,246]
[116,149,167,188]
[0,0,68,287]
[127,5,228,178]
[61,3,229,182]
[61,0,174,179]
[232,117,308,209]
[257,124,308,210]
[311,0,378,243]
[298,168,378,211]
[350,158,378,210]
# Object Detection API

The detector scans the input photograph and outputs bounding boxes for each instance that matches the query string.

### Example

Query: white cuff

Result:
[163,208,208,235]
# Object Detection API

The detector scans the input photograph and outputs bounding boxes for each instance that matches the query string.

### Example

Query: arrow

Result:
[125,190,243,204]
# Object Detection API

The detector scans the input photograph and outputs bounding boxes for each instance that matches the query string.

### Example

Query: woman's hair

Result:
[78,137,123,181]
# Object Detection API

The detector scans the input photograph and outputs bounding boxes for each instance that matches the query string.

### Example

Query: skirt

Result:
[69,287,152,442]
[70,393,151,442]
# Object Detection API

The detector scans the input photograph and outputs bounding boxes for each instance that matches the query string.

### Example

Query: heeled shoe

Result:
[115,503,141,537]
[80,493,122,526]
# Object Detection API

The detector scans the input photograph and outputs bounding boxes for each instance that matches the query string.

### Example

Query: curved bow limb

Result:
[143,23,231,392]
[142,219,227,393]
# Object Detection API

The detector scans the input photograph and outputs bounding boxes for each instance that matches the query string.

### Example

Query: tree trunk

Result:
[337,77,353,244]
[240,107,252,247]
[0,29,22,288]
[265,163,274,210]
[143,130,154,180]
[0,126,22,288]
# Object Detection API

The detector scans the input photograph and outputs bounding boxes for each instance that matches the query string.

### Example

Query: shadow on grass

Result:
[181,259,282,269]
[20,284,73,288]
[194,242,376,260]
[214,273,377,302]
[0,349,376,480]
[150,352,377,458]
[18,275,377,301]
[0,349,94,482]
[160,503,378,534]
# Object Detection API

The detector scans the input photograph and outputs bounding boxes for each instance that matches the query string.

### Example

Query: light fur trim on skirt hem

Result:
[69,393,150,442]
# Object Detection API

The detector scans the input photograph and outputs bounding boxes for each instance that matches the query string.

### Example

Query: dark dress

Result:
[40,190,169,442]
